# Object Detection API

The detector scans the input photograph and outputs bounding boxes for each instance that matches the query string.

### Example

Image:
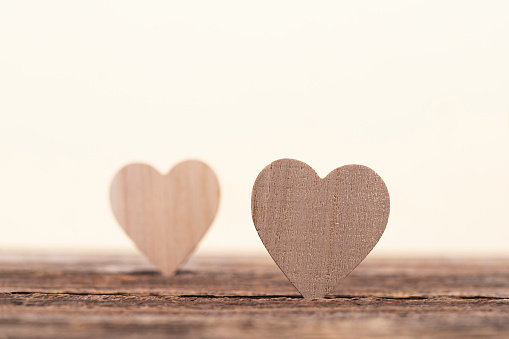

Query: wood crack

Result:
[2,292,508,301]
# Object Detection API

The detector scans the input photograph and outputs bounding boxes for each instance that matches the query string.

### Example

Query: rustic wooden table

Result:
[1,252,508,338]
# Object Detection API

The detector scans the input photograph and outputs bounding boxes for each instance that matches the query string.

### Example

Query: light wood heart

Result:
[251,159,390,299]
[110,160,220,276]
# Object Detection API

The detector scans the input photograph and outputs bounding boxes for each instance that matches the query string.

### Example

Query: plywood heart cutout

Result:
[110,160,220,276]
[251,159,390,299]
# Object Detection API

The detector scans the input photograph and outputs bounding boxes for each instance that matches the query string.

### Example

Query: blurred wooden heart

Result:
[251,159,390,299]
[110,160,220,276]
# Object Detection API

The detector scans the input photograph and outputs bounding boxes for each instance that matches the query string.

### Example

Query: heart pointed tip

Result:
[301,294,327,300]
[298,289,328,299]
[161,269,177,277]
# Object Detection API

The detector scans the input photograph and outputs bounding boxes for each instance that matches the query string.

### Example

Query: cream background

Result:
[0,1,508,255]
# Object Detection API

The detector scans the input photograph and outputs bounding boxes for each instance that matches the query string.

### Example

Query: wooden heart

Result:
[251,159,390,298]
[110,160,220,276]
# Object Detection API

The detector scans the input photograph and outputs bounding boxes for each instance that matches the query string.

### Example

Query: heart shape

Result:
[251,159,390,298]
[110,160,220,276]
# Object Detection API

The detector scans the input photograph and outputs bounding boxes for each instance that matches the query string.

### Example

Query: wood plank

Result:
[1,252,509,338]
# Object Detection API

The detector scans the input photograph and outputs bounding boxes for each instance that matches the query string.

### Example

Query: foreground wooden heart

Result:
[251,159,390,298]
[110,160,220,276]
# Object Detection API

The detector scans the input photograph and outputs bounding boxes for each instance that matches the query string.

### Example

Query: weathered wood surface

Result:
[1,252,509,338]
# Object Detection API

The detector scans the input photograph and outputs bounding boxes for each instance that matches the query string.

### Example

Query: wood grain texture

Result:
[1,252,509,339]
[252,159,390,299]
[110,160,220,276]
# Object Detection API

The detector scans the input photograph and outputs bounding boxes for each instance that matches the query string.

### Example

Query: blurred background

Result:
[0,1,508,256]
